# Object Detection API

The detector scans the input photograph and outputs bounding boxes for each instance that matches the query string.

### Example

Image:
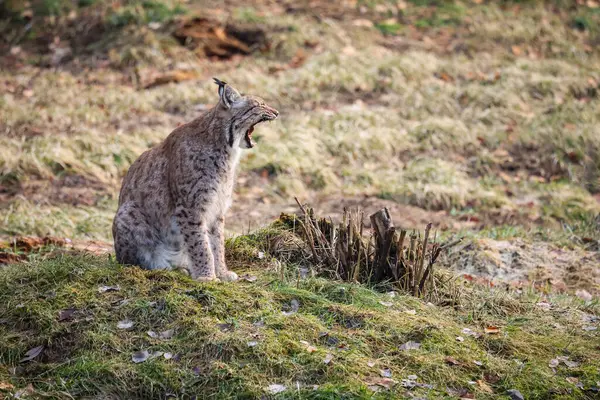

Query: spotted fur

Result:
[113,79,279,281]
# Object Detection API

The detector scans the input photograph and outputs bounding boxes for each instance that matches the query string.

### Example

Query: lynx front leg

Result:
[175,206,215,281]
[209,216,238,282]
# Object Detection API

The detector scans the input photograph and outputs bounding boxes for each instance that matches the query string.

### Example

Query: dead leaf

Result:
[484,372,501,384]
[400,378,416,388]
[445,356,460,366]
[98,285,120,293]
[299,341,317,353]
[324,353,333,364]
[566,377,579,384]
[20,345,44,363]
[132,350,150,363]
[405,309,416,315]
[477,380,493,393]
[241,274,257,282]
[365,377,395,389]
[353,19,374,27]
[247,341,258,347]
[217,323,234,332]
[143,70,198,89]
[564,360,580,368]
[462,328,481,338]
[536,301,552,311]
[0,381,15,390]
[576,289,593,302]
[511,45,522,56]
[456,336,465,342]
[367,361,376,367]
[549,358,560,368]
[253,320,265,328]
[474,360,483,366]
[147,331,158,338]
[117,319,134,329]
[163,352,173,360]
[58,308,76,322]
[379,301,393,307]
[267,384,287,394]
[437,72,454,82]
[150,351,164,359]
[159,329,174,340]
[507,389,524,400]
[289,48,307,69]
[282,299,300,316]
[484,326,500,334]
[13,383,34,399]
[399,341,421,351]
[380,368,392,378]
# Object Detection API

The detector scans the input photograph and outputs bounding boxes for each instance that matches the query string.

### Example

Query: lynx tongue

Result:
[244,126,255,148]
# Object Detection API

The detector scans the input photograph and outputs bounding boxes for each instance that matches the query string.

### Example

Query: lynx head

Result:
[213,78,279,149]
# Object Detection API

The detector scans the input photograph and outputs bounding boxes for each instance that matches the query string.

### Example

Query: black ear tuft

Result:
[213,77,227,97]
[213,78,240,109]
[213,77,227,87]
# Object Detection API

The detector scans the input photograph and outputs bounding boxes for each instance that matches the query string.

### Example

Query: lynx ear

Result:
[213,77,240,109]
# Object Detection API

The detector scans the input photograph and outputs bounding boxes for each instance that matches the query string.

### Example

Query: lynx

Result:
[112,78,279,281]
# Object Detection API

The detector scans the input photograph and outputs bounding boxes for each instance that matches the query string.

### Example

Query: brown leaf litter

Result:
[0,236,113,265]
[173,17,269,59]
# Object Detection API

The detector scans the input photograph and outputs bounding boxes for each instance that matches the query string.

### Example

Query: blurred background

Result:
[1,0,599,290]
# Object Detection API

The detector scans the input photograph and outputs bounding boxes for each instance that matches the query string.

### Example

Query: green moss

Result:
[0,253,597,398]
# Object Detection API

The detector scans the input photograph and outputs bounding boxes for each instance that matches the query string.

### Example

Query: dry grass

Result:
[0,2,599,277]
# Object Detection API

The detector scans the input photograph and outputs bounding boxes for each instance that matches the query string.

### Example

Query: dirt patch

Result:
[225,192,472,235]
[445,238,600,294]
[0,175,111,207]
[496,143,568,182]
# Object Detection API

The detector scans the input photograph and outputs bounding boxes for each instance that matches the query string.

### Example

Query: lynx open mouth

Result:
[244,113,277,148]
[244,126,255,148]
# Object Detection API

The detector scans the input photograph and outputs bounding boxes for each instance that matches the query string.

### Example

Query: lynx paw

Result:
[218,271,239,282]
[174,267,190,276]
[196,276,217,282]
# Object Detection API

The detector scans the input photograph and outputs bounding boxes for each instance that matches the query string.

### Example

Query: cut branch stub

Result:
[369,208,394,242]
[286,202,447,298]
[369,208,397,282]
